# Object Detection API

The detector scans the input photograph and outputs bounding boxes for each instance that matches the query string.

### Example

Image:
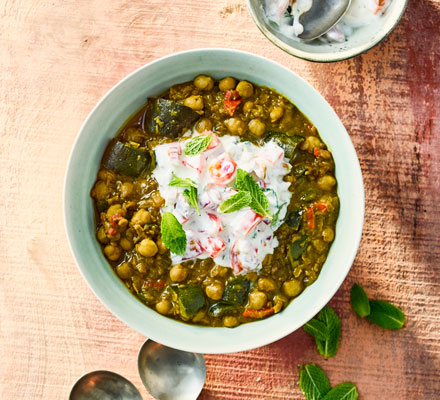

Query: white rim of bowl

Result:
[245,0,409,62]
[63,48,365,353]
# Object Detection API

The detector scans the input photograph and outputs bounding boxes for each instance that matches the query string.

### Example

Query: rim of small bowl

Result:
[63,48,364,354]
[246,0,409,62]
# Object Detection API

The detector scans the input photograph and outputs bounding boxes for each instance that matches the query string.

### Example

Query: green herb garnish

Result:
[169,172,197,188]
[219,191,252,213]
[184,135,212,155]
[160,211,187,256]
[367,299,405,330]
[183,186,200,216]
[350,284,370,318]
[321,383,358,400]
[271,202,286,227]
[299,364,331,400]
[235,169,271,218]
[304,306,340,359]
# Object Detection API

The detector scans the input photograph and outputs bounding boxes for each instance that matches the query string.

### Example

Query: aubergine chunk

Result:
[102,139,152,177]
[145,98,200,136]
[222,278,250,306]
[288,235,309,264]
[265,131,304,159]
[172,285,205,320]
[208,301,238,317]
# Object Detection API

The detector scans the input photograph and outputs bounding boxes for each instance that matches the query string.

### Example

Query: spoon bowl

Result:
[69,370,142,400]
[138,339,206,400]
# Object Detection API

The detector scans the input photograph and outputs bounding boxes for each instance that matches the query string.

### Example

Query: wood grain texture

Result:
[1,0,439,399]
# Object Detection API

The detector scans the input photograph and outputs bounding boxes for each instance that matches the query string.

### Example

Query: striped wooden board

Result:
[0,0,439,398]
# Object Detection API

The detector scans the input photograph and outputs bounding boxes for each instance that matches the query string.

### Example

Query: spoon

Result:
[138,339,206,400]
[69,370,142,400]
[298,0,352,40]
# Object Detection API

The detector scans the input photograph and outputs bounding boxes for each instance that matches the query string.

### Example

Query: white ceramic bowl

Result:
[64,49,364,354]
[246,0,408,62]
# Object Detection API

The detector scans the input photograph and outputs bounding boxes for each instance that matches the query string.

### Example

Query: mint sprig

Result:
[183,186,200,216]
[299,364,331,400]
[303,306,340,359]
[160,211,187,256]
[219,191,252,213]
[350,283,370,318]
[184,135,212,156]
[321,383,358,400]
[169,173,197,188]
[235,169,271,218]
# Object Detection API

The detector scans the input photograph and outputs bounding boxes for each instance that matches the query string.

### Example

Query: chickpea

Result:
[137,239,158,257]
[169,264,188,282]
[120,237,133,251]
[120,182,133,198]
[236,81,254,98]
[322,227,335,242]
[97,226,109,244]
[131,209,151,226]
[223,316,239,328]
[195,118,213,133]
[312,239,326,253]
[156,299,172,315]
[210,265,229,278]
[317,175,336,191]
[301,136,323,152]
[219,77,236,91]
[205,282,224,300]
[104,244,121,261]
[282,279,303,298]
[116,262,132,279]
[150,191,165,208]
[107,204,126,219]
[156,237,168,254]
[318,149,332,159]
[243,101,254,113]
[270,106,284,122]
[98,169,115,182]
[184,95,204,111]
[248,290,267,310]
[224,117,246,135]
[118,218,128,228]
[257,277,277,292]
[248,119,266,136]
[193,74,214,91]
[92,181,110,201]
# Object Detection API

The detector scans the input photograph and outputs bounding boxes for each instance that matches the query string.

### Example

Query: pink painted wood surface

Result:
[1,0,439,399]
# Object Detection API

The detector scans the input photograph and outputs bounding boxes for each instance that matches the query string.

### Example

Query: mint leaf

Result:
[299,364,331,400]
[321,382,358,400]
[219,191,252,213]
[271,202,286,227]
[350,284,370,318]
[184,135,212,155]
[183,186,200,216]
[160,211,187,256]
[235,169,271,218]
[169,173,197,188]
[367,300,405,330]
[314,306,341,359]
[303,319,330,342]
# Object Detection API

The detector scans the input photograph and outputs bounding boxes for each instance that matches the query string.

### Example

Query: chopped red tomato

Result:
[208,153,237,185]
[143,281,166,288]
[200,236,226,258]
[313,147,321,158]
[314,202,328,213]
[203,130,221,150]
[241,210,263,236]
[224,90,241,116]
[243,308,274,319]
[109,213,122,228]
[108,227,117,236]
[230,242,243,274]
[306,207,315,229]
[207,213,223,232]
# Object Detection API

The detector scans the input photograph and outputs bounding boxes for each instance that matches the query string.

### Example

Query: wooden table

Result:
[1,1,439,398]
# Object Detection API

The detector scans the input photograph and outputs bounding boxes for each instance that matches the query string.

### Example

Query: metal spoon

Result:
[298,0,352,40]
[69,370,142,400]
[138,339,206,400]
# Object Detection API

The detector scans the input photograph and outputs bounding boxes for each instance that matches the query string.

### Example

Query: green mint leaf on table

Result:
[160,211,187,256]
[321,382,358,400]
[313,306,341,359]
[183,186,200,216]
[299,364,331,400]
[169,173,197,188]
[184,134,212,155]
[350,283,370,318]
[219,191,252,213]
[303,319,330,342]
[235,168,271,218]
[367,299,405,330]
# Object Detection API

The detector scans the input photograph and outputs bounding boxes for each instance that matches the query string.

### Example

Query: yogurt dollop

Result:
[153,132,292,274]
